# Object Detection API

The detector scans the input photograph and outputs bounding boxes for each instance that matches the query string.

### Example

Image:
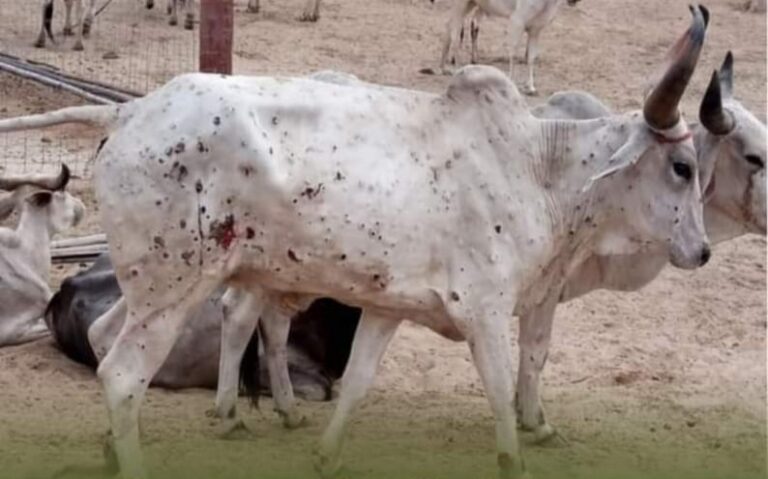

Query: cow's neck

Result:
[513,114,639,308]
[16,206,51,280]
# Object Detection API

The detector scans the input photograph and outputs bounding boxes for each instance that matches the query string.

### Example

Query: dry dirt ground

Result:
[0,0,766,478]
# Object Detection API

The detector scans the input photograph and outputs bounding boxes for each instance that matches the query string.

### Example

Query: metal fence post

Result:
[199,0,234,74]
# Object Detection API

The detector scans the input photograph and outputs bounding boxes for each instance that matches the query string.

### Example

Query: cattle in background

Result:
[511,51,767,441]
[425,0,581,95]
[245,0,322,21]
[45,253,360,402]
[0,165,84,346]
[35,0,96,51]
[0,6,710,478]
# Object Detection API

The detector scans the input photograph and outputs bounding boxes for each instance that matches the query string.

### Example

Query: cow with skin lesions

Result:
[0,6,710,478]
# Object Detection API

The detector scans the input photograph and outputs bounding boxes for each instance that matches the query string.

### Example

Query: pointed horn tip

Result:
[56,164,71,190]
[700,69,735,136]
[723,51,734,69]
[687,5,709,43]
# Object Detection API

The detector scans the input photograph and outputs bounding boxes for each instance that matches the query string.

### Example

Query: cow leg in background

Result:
[63,0,75,36]
[210,287,263,437]
[506,15,526,87]
[88,297,128,361]
[440,0,473,73]
[182,0,195,30]
[315,313,401,478]
[96,277,220,479]
[516,294,564,445]
[247,0,259,13]
[261,305,307,429]
[465,299,529,479]
[522,27,542,95]
[73,0,95,50]
[169,0,179,25]
[298,0,321,22]
[470,12,481,64]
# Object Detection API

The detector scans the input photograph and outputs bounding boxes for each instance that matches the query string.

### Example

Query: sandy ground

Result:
[0,0,766,477]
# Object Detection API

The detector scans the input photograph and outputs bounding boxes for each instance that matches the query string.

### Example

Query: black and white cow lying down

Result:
[45,253,361,402]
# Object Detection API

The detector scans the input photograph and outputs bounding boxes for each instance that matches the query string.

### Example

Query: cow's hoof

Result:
[184,16,194,30]
[169,17,178,26]
[34,37,45,48]
[298,12,319,22]
[146,0,154,9]
[62,26,73,36]
[532,424,568,448]
[523,86,538,96]
[280,410,308,430]
[83,23,92,38]
[215,418,254,441]
[73,41,84,51]
[313,451,344,479]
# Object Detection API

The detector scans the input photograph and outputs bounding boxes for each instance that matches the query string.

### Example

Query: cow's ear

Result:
[27,191,53,208]
[581,131,649,192]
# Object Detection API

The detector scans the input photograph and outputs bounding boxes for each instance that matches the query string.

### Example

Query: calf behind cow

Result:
[0,6,710,478]
[0,165,84,346]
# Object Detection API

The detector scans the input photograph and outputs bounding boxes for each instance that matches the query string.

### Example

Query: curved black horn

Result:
[718,51,734,98]
[0,164,71,191]
[52,164,71,191]
[700,70,735,135]
[643,4,709,130]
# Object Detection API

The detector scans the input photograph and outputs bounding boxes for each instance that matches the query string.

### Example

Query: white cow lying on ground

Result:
[425,0,581,95]
[0,165,84,346]
[512,51,767,440]
[0,6,709,478]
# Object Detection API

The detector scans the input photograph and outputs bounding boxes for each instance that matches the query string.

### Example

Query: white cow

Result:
[513,51,767,441]
[35,0,96,51]
[0,165,85,346]
[0,6,709,478]
[430,0,581,95]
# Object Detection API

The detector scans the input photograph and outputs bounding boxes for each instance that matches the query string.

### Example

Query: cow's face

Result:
[706,102,766,235]
[699,54,767,237]
[604,119,710,270]
[27,189,85,235]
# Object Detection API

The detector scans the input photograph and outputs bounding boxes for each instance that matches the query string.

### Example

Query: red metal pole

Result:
[199,0,234,74]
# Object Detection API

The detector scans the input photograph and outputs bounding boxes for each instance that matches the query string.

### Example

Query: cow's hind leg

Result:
[315,313,401,478]
[261,303,307,429]
[63,0,75,36]
[210,287,263,438]
[96,277,220,479]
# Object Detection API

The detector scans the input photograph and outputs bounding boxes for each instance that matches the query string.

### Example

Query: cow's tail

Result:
[43,0,55,42]
[238,323,261,408]
[0,104,121,134]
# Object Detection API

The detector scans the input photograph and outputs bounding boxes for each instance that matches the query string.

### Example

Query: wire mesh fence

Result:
[0,0,199,177]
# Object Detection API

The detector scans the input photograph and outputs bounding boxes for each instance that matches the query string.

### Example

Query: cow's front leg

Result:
[82,0,95,37]
[506,14,526,82]
[210,287,263,438]
[168,0,179,25]
[298,0,321,22]
[516,295,565,446]
[462,296,530,479]
[261,305,307,429]
[522,28,542,95]
[63,0,75,36]
[315,312,401,478]
[470,13,481,64]
[439,0,473,74]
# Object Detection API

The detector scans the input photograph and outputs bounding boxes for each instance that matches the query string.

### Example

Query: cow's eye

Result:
[672,161,692,181]
[745,154,764,169]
